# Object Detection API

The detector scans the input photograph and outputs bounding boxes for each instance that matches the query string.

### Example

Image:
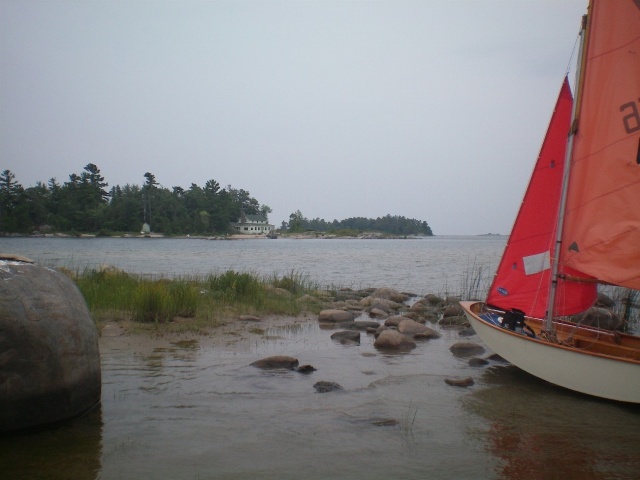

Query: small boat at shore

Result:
[461,0,640,403]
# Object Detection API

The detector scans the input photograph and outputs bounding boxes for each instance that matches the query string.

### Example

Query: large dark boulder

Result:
[0,256,101,432]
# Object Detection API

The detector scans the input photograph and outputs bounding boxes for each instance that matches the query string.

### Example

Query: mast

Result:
[545,10,590,332]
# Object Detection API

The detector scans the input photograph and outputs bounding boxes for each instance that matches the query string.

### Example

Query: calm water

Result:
[0,235,502,295]
[2,236,640,479]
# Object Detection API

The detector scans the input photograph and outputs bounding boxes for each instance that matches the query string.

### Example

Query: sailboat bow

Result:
[460,0,640,403]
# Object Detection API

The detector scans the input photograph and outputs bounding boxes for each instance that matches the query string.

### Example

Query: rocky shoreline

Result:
[7,231,432,240]
[100,286,495,393]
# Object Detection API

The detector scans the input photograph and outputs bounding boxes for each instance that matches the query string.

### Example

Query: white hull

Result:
[460,301,640,403]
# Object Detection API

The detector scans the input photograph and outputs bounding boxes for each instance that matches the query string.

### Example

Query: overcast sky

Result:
[1,0,588,234]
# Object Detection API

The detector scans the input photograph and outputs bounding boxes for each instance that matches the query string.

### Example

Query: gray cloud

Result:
[0,0,587,234]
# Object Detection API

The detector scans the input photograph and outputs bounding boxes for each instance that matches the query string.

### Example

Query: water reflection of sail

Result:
[463,367,640,479]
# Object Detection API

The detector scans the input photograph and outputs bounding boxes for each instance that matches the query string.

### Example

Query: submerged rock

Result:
[0,256,101,432]
[444,377,475,388]
[449,342,486,357]
[468,357,490,367]
[439,315,469,327]
[318,309,355,323]
[250,356,299,370]
[313,381,343,393]
[371,418,399,427]
[330,331,361,344]
[296,365,317,374]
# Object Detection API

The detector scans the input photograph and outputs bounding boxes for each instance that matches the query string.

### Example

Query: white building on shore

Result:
[232,212,274,235]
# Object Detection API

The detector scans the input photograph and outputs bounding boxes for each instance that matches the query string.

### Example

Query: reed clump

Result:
[72,267,327,330]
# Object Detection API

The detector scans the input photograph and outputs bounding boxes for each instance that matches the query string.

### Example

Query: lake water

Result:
[2,236,640,479]
[0,235,503,295]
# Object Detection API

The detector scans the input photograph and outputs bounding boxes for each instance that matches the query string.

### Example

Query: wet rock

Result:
[340,320,380,331]
[368,307,388,318]
[374,324,388,337]
[330,300,351,310]
[296,365,317,374]
[400,311,421,321]
[330,331,361,344]
[423,311,441,323]
[384,315,407,327]
[398,319,440,338]
[414,331,441,340]
[296,294,321,304]
[318,309,355,323]
[444,377,475,387]
[354,320,382,329]
[443,304,464,317]
[360,296,403,311]
[342,299,365,311]
[449,342,486,357]
[408,302,429,314]
[314,381,343,393]
[0,257,101,432]
[238,314,261,322]
[458,327,476,337]
[370,287,410,303]
[251,356,299,370]
[468,357,490,367]
[373,330,416,351]
[424,294,444,306]
[439,315,469,327]
[444,296,462,306]
[487,353,508,363]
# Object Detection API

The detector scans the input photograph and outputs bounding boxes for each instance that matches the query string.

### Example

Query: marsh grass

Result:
[269,270,317,295]
[459,257,491,301]
[73,267,325,331]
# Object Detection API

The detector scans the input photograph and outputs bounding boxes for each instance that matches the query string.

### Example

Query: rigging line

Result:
[564,30,582,77]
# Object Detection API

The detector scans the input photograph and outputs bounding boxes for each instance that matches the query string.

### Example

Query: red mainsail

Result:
[561,0,640,290]
[486,79,597,318]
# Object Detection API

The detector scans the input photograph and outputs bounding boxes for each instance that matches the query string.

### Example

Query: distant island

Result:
[283,210,433,237]
[0,165,433,238]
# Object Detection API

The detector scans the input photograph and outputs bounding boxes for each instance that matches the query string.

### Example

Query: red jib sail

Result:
[486,78,596,318]
[561,0,640,290]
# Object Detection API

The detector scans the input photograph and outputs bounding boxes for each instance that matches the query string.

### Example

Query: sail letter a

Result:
[523,251,550,276]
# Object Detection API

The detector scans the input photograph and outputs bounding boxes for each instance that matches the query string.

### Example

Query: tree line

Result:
[0,164,270,235]
[285,210,433,236]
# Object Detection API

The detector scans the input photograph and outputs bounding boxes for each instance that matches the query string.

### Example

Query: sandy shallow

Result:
[98,314,318,355]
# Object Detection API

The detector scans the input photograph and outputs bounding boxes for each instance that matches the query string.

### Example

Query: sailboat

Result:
[460,0,640,403]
